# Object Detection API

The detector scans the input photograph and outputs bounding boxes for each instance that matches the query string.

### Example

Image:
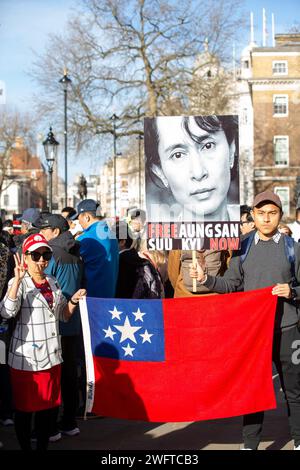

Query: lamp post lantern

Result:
[43,127,59,212]
[110,114,118,217]
[59,69,72,207]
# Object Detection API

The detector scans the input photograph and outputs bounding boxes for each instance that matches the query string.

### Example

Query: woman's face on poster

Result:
[154,116,235,219]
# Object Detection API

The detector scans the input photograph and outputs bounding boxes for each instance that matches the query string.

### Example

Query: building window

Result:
[273,95,288,117]
[274,136,289,166]
[274,186,289,217]
[272,61,288,75]
[3,194,9,206]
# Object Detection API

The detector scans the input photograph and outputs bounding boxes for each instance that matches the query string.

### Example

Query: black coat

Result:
[116,248,164,299]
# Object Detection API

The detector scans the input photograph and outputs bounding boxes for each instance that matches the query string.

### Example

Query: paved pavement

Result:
[0,376,294,451]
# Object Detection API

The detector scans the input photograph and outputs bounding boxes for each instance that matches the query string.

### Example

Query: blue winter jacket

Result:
[77,220,119,298]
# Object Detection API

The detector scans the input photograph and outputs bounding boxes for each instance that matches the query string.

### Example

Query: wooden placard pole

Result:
[192,250,197,293]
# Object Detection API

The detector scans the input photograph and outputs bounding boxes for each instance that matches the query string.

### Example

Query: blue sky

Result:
[0,0,84,180]
[244,0,299,44]
[0,0,299,181]
[0,0,76,108]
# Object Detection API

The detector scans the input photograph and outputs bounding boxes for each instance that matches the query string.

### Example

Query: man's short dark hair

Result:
[240,205,254,222]
[61,207,77,219]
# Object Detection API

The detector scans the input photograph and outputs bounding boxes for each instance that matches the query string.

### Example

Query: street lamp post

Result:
[136,134,144,207]
[110,114,118,217]
[43,127,59,212]
[59,69,72,207]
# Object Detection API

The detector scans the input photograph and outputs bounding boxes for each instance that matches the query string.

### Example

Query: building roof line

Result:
[248,78,300,84]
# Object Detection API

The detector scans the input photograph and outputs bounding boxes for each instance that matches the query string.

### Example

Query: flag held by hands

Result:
[80,287,277,422]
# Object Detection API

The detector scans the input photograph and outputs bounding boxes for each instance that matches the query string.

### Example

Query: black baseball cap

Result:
[33,214,69,233]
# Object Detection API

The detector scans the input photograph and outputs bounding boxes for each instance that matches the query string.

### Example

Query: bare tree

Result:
[287,22,300,33]
[30,0,245,150]
[0,108,36,199]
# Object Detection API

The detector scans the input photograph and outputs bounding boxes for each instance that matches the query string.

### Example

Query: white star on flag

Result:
[132,307,146,322]
[114,316,142,344]
[109,306,123,320]
[140,329,153,344]
[122,343,135,357]
[103,326,117,340]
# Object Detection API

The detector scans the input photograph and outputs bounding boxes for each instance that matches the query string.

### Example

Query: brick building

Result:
[249,33,300,219]
[0,137,47,217]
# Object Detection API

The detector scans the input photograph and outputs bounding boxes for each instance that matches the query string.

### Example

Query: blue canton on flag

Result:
[86,298,165,362]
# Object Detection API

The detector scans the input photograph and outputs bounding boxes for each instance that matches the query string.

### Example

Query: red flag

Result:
[80,287,277,422]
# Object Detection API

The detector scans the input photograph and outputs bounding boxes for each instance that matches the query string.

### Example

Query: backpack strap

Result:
[239,232,297,292]
[283,235,296,287]
[240,231,256,264]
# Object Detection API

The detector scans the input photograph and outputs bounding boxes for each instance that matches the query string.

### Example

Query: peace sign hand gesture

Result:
[13,253,26,282]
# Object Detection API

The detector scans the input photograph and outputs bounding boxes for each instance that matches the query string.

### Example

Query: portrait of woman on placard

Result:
[144,115,240,222]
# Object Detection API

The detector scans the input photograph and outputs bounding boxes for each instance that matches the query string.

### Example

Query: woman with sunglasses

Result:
[0,233,86,451]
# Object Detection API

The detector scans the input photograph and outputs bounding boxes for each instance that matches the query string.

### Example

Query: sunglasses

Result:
[26,251,52,262]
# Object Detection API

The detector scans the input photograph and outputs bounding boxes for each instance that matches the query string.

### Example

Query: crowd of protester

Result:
[0,193,300,450]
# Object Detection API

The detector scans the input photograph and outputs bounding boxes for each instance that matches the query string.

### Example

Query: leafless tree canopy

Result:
[30,0,245,150]
[287,22,300,33]
[0,108,36,196]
